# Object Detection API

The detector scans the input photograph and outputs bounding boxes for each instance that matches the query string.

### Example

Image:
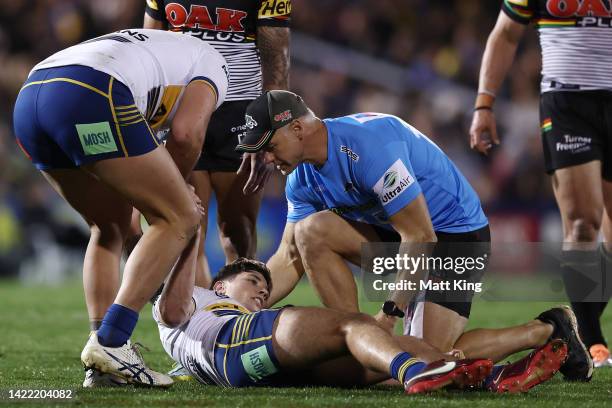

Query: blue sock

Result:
[390,352,427,383]
[484,365,504,389]
[97,304,139,347]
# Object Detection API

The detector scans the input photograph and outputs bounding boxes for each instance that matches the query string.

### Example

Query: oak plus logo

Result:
[165,3,247,32]
[373,159,415,205]
[546,0,612,17]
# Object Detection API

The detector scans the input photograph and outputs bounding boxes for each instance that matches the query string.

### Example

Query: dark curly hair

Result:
[210,258,272,292]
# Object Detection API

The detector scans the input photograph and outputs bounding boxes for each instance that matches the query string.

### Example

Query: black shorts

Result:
[373,225,491,319]
[540,90,612,181]
[194,100,252,172]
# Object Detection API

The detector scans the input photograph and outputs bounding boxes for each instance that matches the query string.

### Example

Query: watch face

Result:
[382,301,404,318]
[382,301,395,315]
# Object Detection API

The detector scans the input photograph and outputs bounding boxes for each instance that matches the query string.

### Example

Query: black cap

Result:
[236,90,308,152]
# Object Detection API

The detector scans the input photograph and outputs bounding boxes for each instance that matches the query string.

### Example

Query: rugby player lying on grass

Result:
[133,231,566,393]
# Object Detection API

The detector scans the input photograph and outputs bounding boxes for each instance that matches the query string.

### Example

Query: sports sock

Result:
[601,244,612,317]
[561,250,606,347]
[390,352,426,383]
[97,304,139,347]
[89,319,102,331]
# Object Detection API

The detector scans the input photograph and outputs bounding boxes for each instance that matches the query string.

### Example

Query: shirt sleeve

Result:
[285,173,318,223]
[257,0,292,27]
[145,0,167,22]
[361,142,422,218]
[501,0,534,25]
[191,47,229,109]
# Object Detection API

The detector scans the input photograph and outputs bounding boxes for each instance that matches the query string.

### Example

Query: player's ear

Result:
[292,120,303,140]
[213,280,226,295]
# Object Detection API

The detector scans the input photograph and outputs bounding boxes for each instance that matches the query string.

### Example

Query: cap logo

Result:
[274,110,292,123]
[245,114,258,129]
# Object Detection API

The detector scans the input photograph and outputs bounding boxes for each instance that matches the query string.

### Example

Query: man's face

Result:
[221,271,270,312]
[262,123,303,175]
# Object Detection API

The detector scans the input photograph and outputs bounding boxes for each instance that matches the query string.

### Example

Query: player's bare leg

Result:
[45,147,200,386]
[552,161,609,367]
[419,302,468,352]
[190,170,213,288]
[211,170,261,261]
[41,170,132,330]
[294,211,378,312]
[272,307,492,392]
[45,147,200,310]
[454,319,553,362]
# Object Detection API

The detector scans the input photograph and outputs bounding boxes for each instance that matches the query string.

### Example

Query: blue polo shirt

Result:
[285,113,487,233]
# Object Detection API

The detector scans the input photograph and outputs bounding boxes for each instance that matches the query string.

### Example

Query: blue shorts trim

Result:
[13,65,159,170]
[214,309,284,387]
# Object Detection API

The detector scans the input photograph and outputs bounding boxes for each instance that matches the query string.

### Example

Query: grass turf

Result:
[0,280,610,407]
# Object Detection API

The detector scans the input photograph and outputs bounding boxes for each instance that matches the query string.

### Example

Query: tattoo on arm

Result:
[257,26,290,90]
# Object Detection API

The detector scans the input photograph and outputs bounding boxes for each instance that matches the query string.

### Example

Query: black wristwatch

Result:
[382,300,405,318]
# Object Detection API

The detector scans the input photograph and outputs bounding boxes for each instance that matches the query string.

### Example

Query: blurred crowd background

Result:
[0,0,559,281]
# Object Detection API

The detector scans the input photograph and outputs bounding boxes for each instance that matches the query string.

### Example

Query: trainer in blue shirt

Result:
[236,91,491,352]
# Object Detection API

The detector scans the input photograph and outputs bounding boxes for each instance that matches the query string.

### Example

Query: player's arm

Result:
[239,26,290,194]
[266,221,305,306]
[372,195,437,331]
[143,0,166,29]
[257,26,290,91]
[470,11,526,154]
[239,4,292,194]
[165,81,217,179]
[157,228,201,328]
[388,195,437,304]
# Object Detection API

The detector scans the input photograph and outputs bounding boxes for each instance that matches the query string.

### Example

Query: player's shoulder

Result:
[326,113,408,149]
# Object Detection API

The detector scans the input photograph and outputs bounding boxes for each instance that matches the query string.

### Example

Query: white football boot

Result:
[81,332,173,388]
[82,368,128,388]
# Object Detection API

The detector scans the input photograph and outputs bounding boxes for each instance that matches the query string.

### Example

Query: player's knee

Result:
[294,213,331,254]
[90,222,127,249]
[339,312,377,335]
[178,204,202,239]
[566,216,601,242]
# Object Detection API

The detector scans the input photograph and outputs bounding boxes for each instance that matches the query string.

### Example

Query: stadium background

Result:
[0,0,553,280]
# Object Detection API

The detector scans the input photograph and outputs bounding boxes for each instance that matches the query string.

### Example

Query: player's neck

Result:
[302,119,328,167]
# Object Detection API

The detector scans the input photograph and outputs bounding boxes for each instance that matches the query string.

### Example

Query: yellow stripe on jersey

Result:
[507,0,529,6]
[116,109,140,117]
[242,315,255,341]
[20,78,108,98]
[107,77,128,156]
[216,336,273,349]
[204,302,250,315]
[503,0,533,19]
[119,117,145,127]
[149,85,184,130]
[117,113,143,123]
[146,0,159,11]
[115,104,137,110]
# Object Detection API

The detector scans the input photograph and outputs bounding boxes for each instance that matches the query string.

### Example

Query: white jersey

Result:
[32,29,229,132]
[153,286,250,386]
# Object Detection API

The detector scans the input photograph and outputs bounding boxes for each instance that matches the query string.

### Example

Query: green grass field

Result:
[1,280,611,407]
